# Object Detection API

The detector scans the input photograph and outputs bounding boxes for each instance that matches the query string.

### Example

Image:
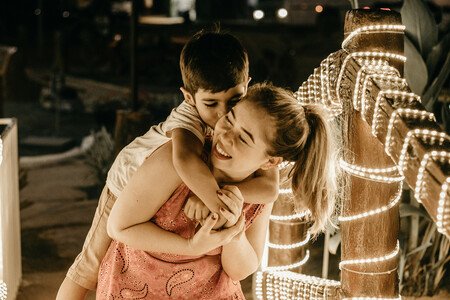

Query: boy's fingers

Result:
[195,208,202,220]
[201,207,210,220]
[221,185,242,199]
[218,194,240,214]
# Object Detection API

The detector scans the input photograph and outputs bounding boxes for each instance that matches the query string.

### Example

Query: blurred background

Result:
[1,1,450,299]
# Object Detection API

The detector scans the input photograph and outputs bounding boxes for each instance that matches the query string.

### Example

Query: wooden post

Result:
[267,166,308,272]
[340,10,403,298]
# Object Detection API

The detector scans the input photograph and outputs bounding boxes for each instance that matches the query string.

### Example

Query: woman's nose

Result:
[222,129,235,146]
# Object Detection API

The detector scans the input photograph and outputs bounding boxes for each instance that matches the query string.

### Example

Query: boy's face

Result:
[182,80,250,128]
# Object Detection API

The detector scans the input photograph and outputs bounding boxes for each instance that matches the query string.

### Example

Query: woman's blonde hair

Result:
[244,82,339,236]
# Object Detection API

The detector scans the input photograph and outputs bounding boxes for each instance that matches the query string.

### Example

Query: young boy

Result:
[57,29,279,299]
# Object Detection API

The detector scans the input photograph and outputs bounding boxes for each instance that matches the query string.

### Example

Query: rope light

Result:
[0,281,6,300]
[353,67,402,111]
[415,151,450,203]
[268,231,311,249]
[437,177,450,235]
[398,129,450,173]
[256,271,341,300]
[264,250,310,272]
[343,297,401,300]
[342,24,406,49]
[270,210,310,221]
[339,240,400,270]
[336,51,406,109]
[339,159,404,183]
[339,181,403,222]
[385,108,435,157]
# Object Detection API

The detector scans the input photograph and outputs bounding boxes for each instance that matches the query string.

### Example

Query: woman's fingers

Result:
[201,213,218,231]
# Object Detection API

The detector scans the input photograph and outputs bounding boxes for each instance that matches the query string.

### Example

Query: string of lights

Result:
[339,181,403,222]
[263,250,310,272]
[339,159,404,183]
[339,240,400,270]
[437,177,450,235]
[341,24,406,50]
[268,232,311,250]
[414,151,450,203]
[385,108,434,157]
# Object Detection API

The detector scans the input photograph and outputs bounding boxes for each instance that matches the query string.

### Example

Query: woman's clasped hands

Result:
[184,185,245,255]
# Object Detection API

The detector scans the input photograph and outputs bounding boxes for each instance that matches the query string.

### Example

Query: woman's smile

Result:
[213,142,232,160]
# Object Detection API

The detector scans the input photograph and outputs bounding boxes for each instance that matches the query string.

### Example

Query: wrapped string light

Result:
[342,24,406,50]
[255,271,341,300]
[268,232,311,250]
[339,181,403,222]
[369,88,418,136]
[339,159,404,183]
[353,65,401,111]
[414,151,450,203]
[336,51,406,109]
[385,108,434,157]
[437,177,450,235]
[264,250,310,272]
[343,297,401,300]
[0,281,6,300]
[339,240,400,270]
[398,129,450,173]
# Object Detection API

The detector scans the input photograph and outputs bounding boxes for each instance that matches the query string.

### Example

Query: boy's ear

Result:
[180,87,195,106]
[261,156,283,170]
[244,77,252,93]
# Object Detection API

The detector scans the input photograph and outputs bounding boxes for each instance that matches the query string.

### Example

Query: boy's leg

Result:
[56,186,117,299]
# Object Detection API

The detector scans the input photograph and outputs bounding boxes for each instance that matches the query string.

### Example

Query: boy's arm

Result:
[234,167,279,204]
[171,128,227,226]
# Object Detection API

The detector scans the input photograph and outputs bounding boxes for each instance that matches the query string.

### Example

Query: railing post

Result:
[340,9,403,298]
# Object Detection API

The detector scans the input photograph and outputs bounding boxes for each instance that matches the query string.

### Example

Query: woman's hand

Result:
[218,185,244,228]
[188,212,245,255]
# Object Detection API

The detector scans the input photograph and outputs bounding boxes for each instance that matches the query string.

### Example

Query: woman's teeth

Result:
[216,144,231,157]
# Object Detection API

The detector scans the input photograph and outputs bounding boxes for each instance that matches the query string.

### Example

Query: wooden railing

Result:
[0,118,21,299]
[257,9,450,300]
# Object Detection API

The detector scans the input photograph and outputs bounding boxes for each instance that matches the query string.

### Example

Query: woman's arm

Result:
[107,141,243,256]
[107,141,191,254]
[221,202,273,281]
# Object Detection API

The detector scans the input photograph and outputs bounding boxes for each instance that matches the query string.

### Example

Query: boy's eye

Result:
[204,102,217,107]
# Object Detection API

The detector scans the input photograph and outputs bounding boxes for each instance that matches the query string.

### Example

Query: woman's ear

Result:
[261,156,283,170]
[180,87,195,106]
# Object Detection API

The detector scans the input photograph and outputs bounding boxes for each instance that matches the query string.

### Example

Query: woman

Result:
[97,83,338,299]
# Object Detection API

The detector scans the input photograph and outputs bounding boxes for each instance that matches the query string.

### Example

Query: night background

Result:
[0,0,450,299]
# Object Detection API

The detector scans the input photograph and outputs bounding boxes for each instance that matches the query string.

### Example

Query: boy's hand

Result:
[184,195,211,222]
[217,185,245,228]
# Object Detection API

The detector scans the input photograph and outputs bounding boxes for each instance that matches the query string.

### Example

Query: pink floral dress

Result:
[96,183,264,299]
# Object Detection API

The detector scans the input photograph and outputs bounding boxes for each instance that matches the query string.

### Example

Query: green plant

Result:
[399,195,450,296]
[401,0,450,111]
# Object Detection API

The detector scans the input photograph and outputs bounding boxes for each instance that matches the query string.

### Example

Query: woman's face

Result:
[211,99,278,182]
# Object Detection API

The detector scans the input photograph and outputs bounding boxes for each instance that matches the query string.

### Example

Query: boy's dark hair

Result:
[180,29,249,95]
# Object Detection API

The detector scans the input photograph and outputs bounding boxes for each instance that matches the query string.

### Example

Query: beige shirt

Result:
[106,101,211,198]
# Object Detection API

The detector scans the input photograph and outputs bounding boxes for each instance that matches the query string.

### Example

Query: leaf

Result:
[404,36,428,96]
[328,231,341,255]
[401,0,438,57]
[423,52,450,111]
[426,33,450,80]
[399,203,431,220]
[406,242,432,257]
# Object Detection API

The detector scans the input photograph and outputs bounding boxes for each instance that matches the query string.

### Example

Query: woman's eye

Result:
[225,116,231,124]
[239,136,247,144]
